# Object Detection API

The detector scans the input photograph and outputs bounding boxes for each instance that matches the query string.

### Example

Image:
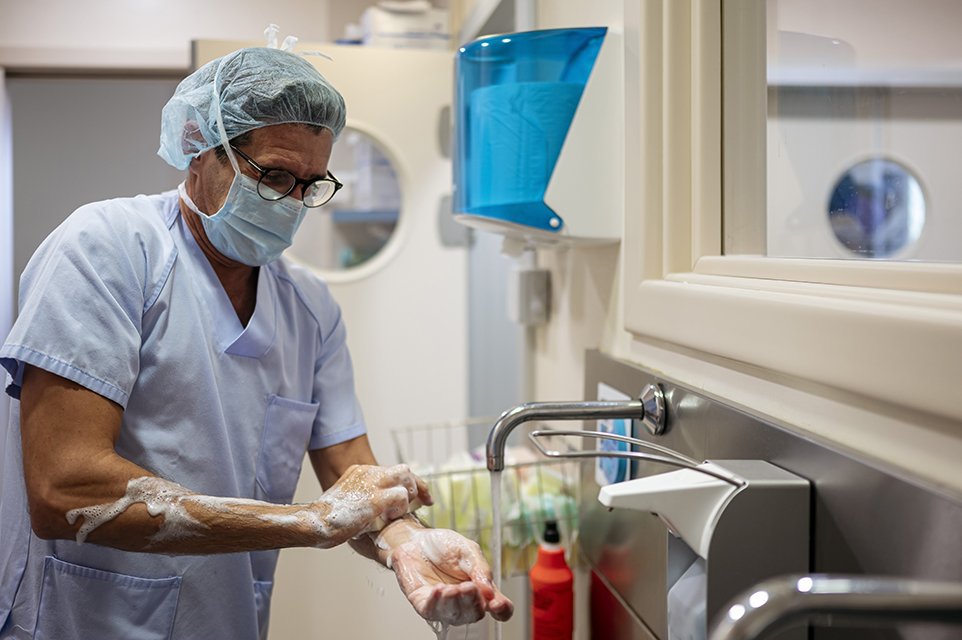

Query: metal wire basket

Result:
[392,417,580,578]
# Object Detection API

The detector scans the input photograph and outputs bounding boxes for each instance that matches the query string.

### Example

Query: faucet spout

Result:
[708,574,962,640]
[485,386,664,471]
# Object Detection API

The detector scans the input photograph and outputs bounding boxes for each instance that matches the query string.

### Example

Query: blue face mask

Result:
[178,171,307,267]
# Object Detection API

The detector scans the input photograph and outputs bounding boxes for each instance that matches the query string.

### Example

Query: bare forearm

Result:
[51,472,353,554]
[25,443,323,554]
[37,452,420,555]
[20,368,419,555]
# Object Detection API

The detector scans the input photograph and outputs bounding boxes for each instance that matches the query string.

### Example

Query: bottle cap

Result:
[543,520,560,544]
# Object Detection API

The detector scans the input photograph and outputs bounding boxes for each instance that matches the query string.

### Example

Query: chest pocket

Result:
[255,395,319,503]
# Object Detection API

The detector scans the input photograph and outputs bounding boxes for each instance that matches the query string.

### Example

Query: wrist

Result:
[371,513,427,566]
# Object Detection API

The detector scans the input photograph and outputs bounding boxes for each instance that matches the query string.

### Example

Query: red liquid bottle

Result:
[529,520,573,640]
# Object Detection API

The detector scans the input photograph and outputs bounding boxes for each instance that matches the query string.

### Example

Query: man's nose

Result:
[289,183,306,201]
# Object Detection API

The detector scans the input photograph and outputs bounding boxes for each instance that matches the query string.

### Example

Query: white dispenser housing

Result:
[453,27,624,246]
[599,460,811,640]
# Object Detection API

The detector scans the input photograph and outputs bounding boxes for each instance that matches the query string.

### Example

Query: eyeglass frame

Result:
[229,143,343,208]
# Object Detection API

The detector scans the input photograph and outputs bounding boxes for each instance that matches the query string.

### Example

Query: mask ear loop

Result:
[211,55,242,177]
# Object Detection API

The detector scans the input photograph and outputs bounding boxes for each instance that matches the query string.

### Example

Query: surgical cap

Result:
[158,47,346,170]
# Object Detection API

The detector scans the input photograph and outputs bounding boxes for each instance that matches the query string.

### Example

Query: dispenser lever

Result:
[527,429,743,487]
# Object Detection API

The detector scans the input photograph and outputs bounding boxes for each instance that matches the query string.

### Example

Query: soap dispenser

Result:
[599,460,810,639]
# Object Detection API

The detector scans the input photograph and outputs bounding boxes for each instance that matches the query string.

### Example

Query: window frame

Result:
[621,0,962,424]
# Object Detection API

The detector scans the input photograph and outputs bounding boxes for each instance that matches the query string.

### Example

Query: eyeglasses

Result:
[229,144,343,208]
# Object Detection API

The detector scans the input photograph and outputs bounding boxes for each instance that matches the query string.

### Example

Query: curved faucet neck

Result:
[709,574,962,640]
[485,399,648,471]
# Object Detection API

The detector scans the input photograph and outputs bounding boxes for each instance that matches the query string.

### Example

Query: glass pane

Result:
[727,0,962,262]
[288,128,400,271]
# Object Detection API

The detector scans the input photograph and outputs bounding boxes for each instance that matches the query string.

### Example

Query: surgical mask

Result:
[178,174,307,266]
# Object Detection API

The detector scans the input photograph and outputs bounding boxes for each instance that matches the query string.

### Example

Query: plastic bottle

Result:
[529,520,573,640]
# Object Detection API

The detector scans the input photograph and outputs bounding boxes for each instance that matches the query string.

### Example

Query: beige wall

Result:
[530,0,632,404]
[0,0,337,71]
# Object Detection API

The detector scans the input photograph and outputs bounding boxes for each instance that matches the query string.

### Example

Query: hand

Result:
[387,528,514,626]
[310,464,430,547]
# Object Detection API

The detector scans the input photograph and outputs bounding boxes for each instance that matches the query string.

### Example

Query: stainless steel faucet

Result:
[708,574,962,640]
[484,384,665,471]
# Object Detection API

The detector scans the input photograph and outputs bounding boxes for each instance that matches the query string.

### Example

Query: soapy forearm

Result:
[65,475,410,554]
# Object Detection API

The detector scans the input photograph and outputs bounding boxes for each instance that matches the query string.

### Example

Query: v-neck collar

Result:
[172,203,277,359]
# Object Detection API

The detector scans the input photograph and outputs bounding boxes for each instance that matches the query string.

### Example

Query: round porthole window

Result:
[288,127,400,272]
[827,158,925,258]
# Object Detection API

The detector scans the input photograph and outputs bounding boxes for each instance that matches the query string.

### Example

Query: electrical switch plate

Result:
[507,267,550,325]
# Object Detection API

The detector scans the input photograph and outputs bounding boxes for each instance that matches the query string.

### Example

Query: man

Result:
[0,45,513,639]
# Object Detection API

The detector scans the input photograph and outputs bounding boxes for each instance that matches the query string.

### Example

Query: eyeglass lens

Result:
[256,170,337,207]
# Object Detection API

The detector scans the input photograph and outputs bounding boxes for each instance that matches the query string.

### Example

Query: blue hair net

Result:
[158,46,346,170]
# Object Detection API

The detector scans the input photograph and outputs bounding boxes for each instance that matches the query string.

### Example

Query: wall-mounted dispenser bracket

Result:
[600,458,811,640]
[639,382,666,435]
[528,424,811,640]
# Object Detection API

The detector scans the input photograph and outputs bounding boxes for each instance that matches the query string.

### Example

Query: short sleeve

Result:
[272,261,367,450]
[1,199,175,407]
[307,300,367,450]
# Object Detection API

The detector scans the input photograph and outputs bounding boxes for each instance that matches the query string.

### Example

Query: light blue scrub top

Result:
[0,190,367,640]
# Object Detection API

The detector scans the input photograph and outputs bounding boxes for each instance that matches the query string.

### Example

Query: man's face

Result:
[190,123,335,215]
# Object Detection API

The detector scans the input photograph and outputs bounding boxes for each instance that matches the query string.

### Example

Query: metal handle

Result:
[485,384,666,471]
[528,429,744,487]
[709,574,962,640]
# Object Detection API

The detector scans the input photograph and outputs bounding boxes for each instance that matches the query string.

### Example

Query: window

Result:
[622,0,962,427]
[289,128,401,273]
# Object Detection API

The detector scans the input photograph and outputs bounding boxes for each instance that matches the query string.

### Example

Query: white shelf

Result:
[331,209,399,224]
[769,66,962,88]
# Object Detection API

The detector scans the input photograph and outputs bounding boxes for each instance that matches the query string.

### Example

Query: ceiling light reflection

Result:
[749,590,770,608]
[728,604,746,621]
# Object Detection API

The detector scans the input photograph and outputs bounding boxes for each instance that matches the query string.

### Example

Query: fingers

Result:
[448,533,515,621]
[450,584,486,625]
[414,474,434,506]
[376,464,433,509]
[379,485,412,522]
[414,583,486,626]
[380,464,419,501]
[486,592,515,621]
[315,465,424,544]
[464,553,515,621]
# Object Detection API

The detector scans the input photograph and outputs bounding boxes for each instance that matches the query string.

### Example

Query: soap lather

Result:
[369,496,424,533]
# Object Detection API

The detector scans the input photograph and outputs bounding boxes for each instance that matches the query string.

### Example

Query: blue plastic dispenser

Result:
[453,27,623,245]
